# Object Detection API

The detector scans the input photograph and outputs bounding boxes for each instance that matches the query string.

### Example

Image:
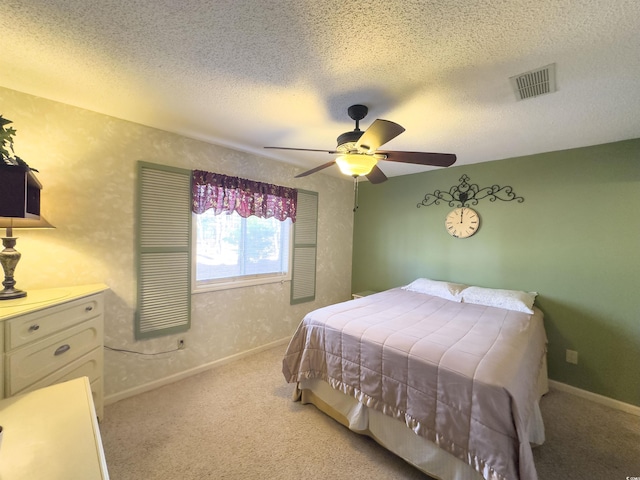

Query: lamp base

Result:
[0,287,26,300]
[1,235,26,300]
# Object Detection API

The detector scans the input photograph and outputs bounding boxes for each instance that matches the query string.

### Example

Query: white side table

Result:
[0,377,109,479]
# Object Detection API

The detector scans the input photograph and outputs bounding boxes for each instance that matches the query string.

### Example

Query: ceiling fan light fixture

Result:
[268,104,456,181]
[336,154,377,177]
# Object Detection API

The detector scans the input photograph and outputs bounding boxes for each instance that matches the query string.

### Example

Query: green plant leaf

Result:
[0,115,18,159]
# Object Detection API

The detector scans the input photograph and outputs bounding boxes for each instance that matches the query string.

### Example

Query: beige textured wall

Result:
[0,86,354,398]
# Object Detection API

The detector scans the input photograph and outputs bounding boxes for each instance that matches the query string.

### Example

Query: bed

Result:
[282,280,548,480]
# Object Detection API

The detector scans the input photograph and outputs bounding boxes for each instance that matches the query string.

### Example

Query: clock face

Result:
[445,207,480,238]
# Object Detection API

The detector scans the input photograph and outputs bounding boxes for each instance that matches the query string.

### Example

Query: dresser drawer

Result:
[13,347,103,396]
[11,349,105,420]
[6,318,102,395]
[5,294,103,351]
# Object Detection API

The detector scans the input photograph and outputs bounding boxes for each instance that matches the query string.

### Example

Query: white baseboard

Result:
[104,337,290,406]
[548,380,640,417]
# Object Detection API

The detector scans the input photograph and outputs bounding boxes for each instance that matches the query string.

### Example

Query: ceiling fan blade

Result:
[377,150,456,167]
[355,119,405,152]
[264,146,338,154]
[294,160,337,178]
[366,165,388,184]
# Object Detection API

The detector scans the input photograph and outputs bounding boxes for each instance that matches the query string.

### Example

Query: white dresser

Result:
[0,376,110,479]
[0,284,108,419]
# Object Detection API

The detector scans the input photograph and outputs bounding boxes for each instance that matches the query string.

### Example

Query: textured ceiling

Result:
[2,0,639,180]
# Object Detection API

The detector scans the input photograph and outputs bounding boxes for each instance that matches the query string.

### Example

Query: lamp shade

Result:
[335,154,377,177]
[0,216,55,230]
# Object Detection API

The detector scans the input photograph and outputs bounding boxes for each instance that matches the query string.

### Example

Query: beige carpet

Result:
[100,345,640,480]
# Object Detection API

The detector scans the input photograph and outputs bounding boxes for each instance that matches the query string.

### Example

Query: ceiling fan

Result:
[265,104,456,184]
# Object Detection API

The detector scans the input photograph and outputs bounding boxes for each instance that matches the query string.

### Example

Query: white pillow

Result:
[402,278,467,302]
[461,286,537,314]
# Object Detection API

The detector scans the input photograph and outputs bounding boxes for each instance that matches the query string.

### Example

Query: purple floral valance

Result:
[192,170,297,222]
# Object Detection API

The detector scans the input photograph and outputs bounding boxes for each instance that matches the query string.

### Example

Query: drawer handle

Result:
[28,324,40,332]
[54,344,71,356]
[85,306,94,312]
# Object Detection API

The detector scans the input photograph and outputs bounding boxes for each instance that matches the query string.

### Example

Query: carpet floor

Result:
[100,345,640,479]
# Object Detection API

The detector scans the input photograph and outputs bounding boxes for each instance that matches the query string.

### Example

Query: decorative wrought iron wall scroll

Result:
[417,174,524,208]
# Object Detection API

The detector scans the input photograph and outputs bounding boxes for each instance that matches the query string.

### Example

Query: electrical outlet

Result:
[178,339,185,350]
[565,349,578,364]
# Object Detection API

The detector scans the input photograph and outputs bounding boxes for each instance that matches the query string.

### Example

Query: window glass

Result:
[194,210,291,290]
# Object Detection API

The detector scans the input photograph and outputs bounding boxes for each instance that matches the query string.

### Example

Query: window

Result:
[194,210,292,290]
[191,169,298,292]
[136,164,316,340]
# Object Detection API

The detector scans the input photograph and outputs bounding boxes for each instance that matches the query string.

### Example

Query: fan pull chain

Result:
[353,175,359,212]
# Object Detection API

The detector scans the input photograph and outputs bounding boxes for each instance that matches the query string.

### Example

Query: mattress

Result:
[283,288,548,480]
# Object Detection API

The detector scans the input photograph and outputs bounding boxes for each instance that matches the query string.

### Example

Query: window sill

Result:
[192,275,290,294]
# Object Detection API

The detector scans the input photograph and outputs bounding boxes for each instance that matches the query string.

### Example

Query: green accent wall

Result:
[352,138,640,406]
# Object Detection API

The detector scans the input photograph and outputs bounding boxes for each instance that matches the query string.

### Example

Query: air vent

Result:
[510,64,556,100]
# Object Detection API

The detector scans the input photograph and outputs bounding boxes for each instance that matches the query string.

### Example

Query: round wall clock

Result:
[445,207,480,238]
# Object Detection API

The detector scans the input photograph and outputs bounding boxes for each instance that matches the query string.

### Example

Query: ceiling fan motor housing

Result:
[336,130,364,151]
[337,104,369,151]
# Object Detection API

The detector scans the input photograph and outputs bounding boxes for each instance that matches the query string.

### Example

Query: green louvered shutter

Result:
[290,190,318,304]
[136,162,192,339]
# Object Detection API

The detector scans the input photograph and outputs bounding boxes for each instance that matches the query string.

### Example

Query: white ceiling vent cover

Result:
[510,64,556,100]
